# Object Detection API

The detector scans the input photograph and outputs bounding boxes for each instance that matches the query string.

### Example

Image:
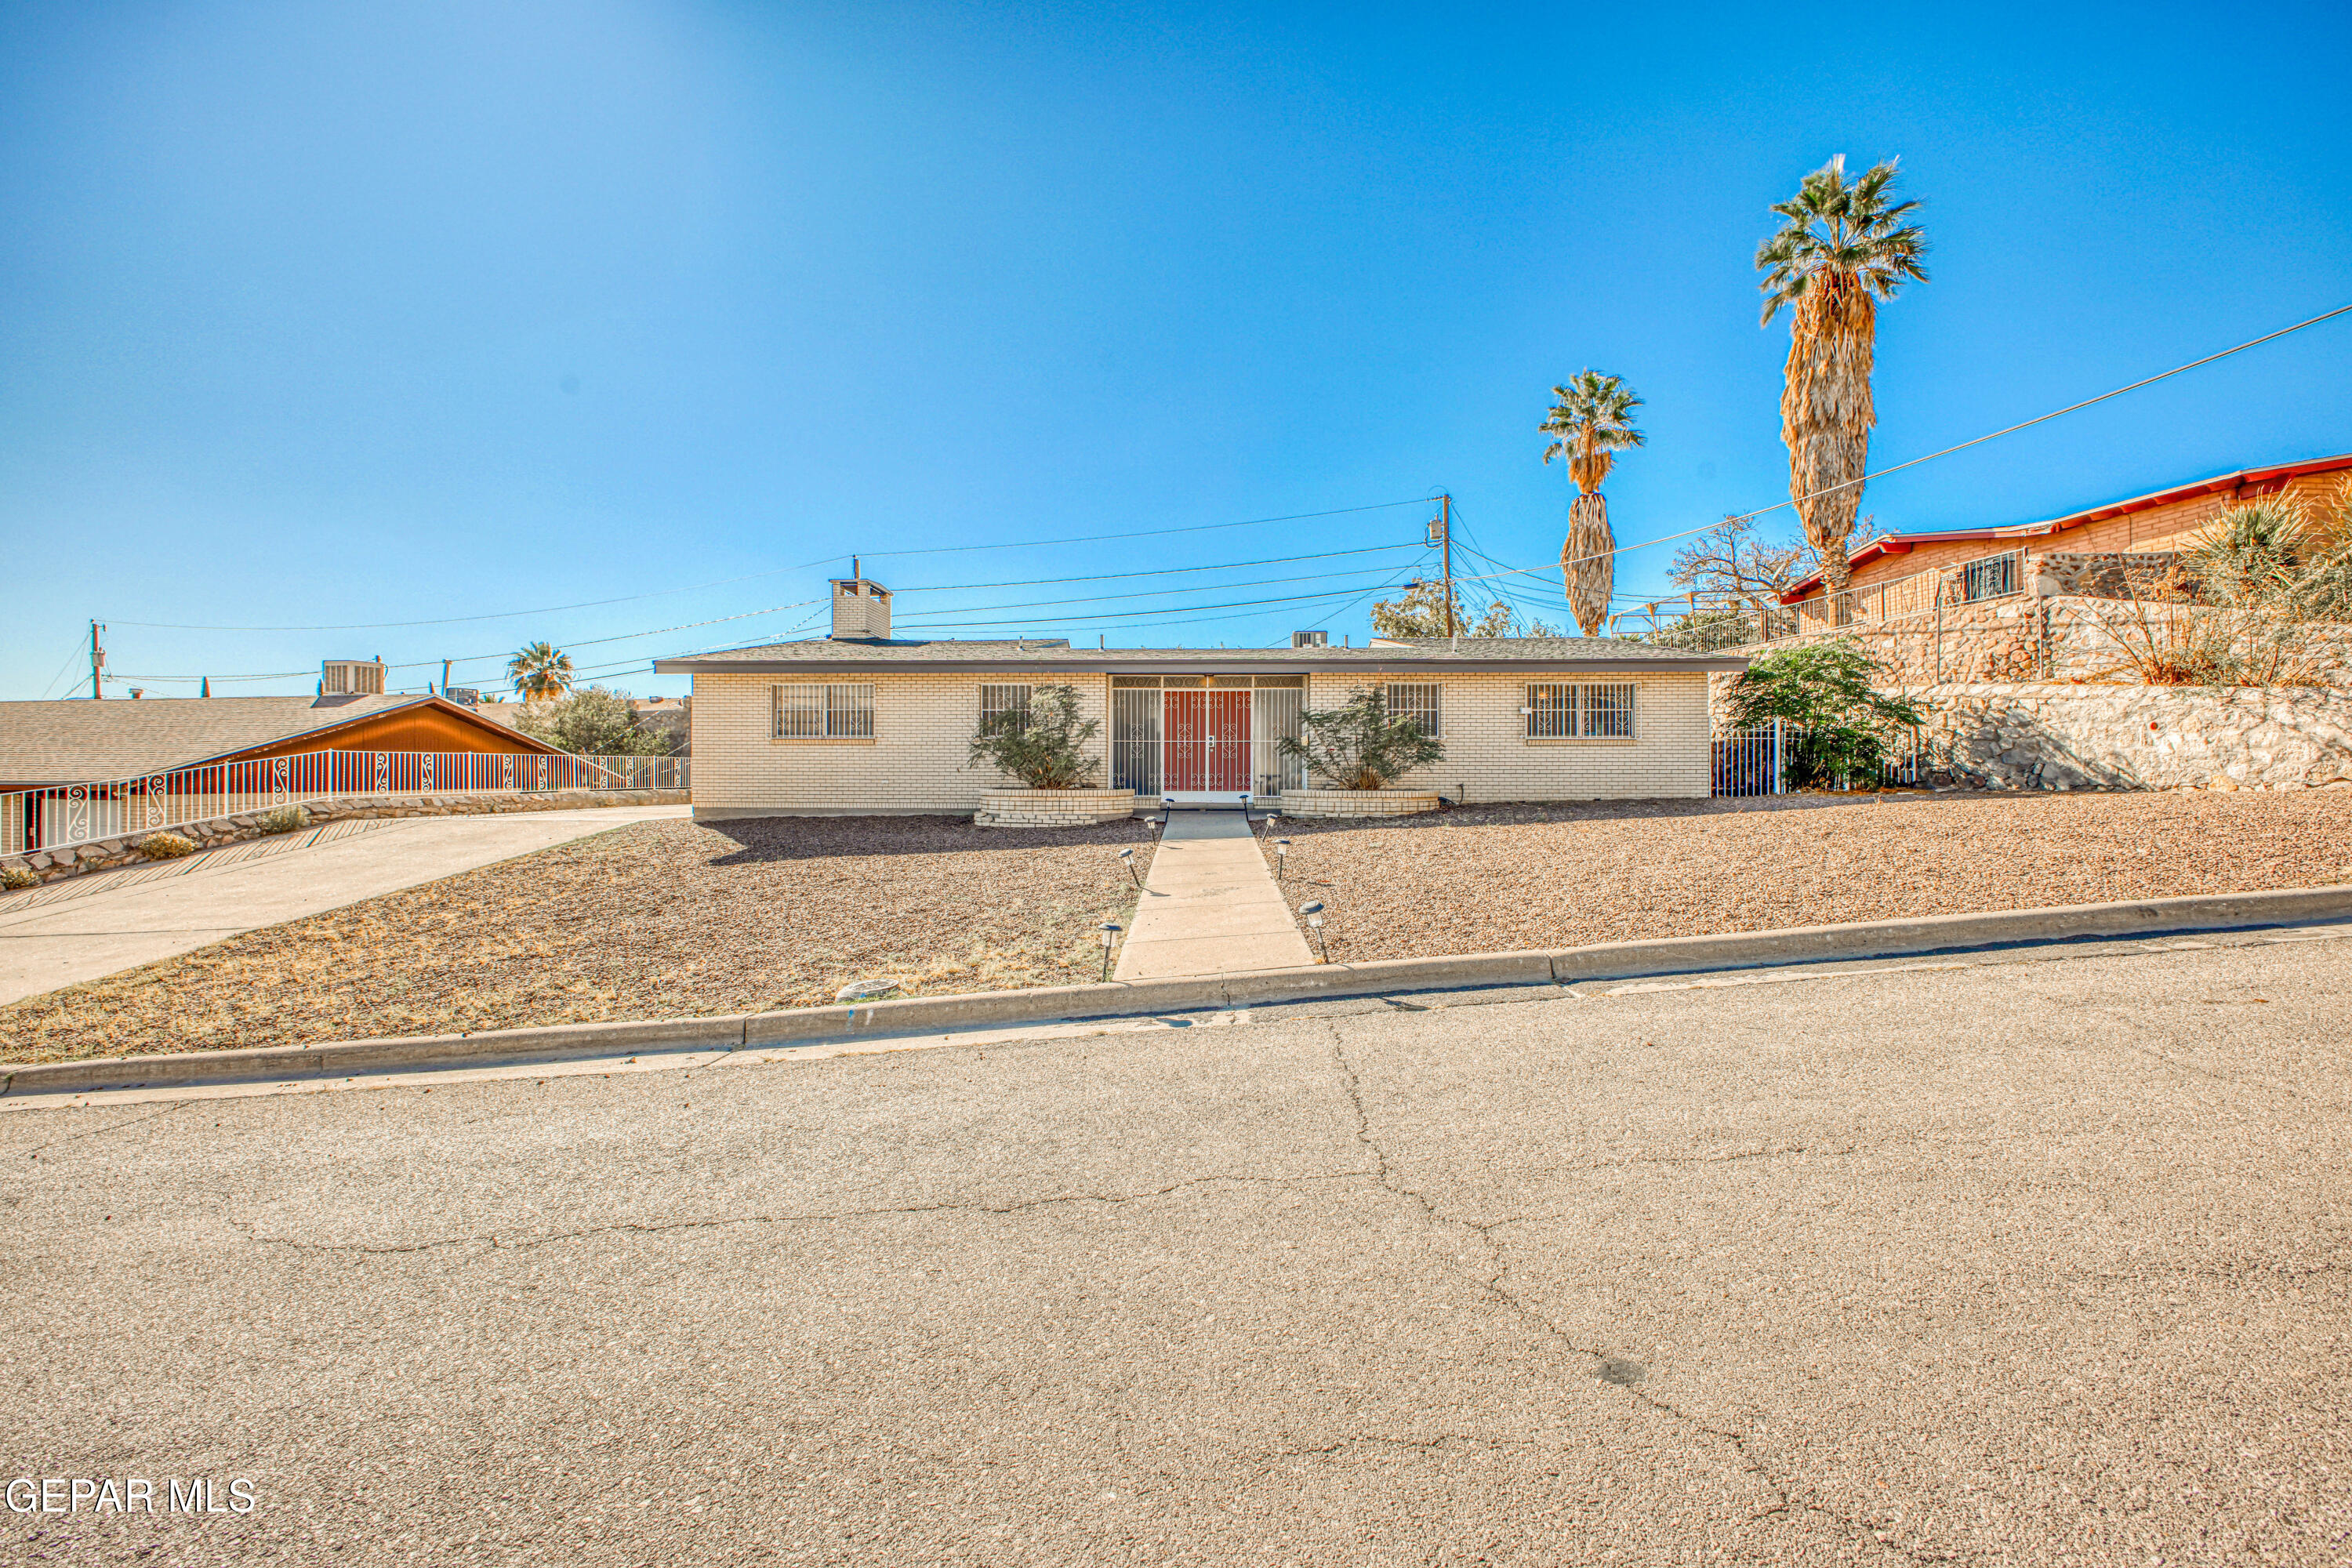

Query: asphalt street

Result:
[4,933,2347,1565]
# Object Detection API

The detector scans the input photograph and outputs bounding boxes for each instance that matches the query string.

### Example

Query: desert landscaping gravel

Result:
[0,815,1156,1063]
[1268,787,2352,963]
[7,789,2349,1063]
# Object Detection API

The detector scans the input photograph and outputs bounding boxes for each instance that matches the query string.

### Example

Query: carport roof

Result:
[653,635,1748,675]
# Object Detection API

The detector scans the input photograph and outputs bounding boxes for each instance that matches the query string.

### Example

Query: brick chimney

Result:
[829,561,892,641]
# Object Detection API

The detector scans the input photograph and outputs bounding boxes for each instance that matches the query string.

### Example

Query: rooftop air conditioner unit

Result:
[321,659,388,695]
[1291,630,1330,648]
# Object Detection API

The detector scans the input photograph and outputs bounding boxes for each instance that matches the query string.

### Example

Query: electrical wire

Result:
[1460,298,2352,587]
[106,498,1434,631]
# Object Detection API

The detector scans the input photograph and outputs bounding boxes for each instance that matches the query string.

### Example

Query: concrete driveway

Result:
[0,804,686,1005]
[3,932,2346,1564]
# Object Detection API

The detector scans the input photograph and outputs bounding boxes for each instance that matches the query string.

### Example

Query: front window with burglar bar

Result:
[1525,683,1577,738]
[1384,682,1441,739]
[1525,681,1636,739]
[979,684,1032,732]
[773,683,875,739]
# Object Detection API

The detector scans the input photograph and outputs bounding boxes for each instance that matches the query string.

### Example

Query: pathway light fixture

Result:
[1098,922,1123,981]
[1118,847,1139,887]
[1298,899,1327,963]
[1272,837,1290,879]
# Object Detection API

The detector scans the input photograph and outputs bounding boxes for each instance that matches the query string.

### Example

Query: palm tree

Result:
[507,641,575,702]
[1541,370,1646,636]
[1757,154,1928,601]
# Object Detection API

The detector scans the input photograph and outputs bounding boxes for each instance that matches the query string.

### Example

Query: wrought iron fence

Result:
[1733,547,2031,648]
[3,750,688,858]
[1713,721,1922,797]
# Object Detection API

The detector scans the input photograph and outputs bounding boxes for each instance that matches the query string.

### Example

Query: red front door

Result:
[1207,689,1251,791]
[1163,691,1207,790]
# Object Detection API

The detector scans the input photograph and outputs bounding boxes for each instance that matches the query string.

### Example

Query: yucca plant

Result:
[2181,494,2317,608]
[1541,370,1646,636]
[1757,156,1929,597]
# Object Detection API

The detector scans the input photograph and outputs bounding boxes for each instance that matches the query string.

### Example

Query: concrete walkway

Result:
[0,804,688,1007]
[1114,811,1315,980]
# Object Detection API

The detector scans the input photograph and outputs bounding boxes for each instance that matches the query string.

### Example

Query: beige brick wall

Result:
[1305,671,1712,804]
[687,667,1715,817]
[688,670,1113,816]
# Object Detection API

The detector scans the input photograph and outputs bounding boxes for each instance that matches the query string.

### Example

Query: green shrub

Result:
[1723,638,1923,788]
[255,804,309,835]
[1279,687,1446,791]
[1,865,38,891]
[967,685,1102,789]
[138,833,198,860]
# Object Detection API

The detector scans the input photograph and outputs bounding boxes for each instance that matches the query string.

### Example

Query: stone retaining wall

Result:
[1276,788,1442,818]
[972,788,1137,827]
[1709,597,2352,713]
[1900,684,2352,792]
[0,789,688,888]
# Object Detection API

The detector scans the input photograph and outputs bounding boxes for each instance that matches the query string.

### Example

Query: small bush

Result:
[1279,687,1446,791]
[255,804,309,835]
[1,865,38,891]
[139,833,198,860]
[1723,639,1924,788]
[967,685,1102,789]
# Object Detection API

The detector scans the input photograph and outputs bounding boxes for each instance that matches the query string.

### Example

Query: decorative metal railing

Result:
[1742,548,2031,647]
[2,750,688,858]
[1713,722,1922,797]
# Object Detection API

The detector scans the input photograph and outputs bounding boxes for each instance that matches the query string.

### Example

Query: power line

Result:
[1466,298,2352,586]
[892,579,1426,631]
[106,497,1432,632]
[884,561,1425,622]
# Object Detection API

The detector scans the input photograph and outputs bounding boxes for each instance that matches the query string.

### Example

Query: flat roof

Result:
[653,635,1748,676]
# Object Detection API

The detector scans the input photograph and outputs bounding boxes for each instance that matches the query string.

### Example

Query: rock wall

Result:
[1,788,687,888]
[1902,685,2352,792]
[1718,595,2352,693]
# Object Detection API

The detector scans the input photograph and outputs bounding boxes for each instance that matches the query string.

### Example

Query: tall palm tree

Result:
[1757,154,1928,601]
[507,641,574,702]
[1541,370,1646,636]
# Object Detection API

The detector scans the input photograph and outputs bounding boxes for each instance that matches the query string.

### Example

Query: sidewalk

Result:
[0,804,688,1007]
[1114,811,1314,980]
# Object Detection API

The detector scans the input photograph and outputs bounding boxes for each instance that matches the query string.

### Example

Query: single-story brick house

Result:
[0,684,565,853]
[653,575,1748,818]
[1779,452,2352,618]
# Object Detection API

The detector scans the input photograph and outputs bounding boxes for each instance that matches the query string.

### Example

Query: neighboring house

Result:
[0,684,565,853]
[1779,453,2352,617]
[652,574,1746,818]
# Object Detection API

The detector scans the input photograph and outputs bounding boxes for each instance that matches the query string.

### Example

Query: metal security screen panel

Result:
[1207,688,1251,791]
[1163,689,1207,791]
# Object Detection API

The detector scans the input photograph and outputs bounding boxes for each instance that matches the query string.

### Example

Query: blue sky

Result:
[2,0,2347,700]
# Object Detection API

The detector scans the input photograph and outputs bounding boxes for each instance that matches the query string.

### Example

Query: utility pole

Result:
[88,621,105,699]
[1436,494,1455,637]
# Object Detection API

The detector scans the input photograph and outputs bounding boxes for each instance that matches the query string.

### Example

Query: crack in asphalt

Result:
[14,1101,187,1160]
[225,1167,1377,1256]
[1325,1024,1949,1566]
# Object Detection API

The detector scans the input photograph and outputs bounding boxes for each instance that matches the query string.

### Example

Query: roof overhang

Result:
[653,652,1749,675]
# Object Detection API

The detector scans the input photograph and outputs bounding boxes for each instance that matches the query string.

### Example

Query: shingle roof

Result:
[653,635,1744,674]
[1,695,460,787]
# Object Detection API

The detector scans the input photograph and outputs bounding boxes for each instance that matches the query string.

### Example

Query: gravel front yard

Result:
[1267,789,2352,964]
[1,816,1155,1064]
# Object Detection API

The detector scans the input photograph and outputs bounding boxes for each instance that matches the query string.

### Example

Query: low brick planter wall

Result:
[1,789,688,889]
[973,788,1138,827]
[1276,788,1442,818]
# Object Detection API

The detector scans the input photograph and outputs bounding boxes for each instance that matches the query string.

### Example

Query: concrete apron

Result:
[1114,811,1313,981]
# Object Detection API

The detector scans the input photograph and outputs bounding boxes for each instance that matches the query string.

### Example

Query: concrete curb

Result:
[7,883,2348,1098]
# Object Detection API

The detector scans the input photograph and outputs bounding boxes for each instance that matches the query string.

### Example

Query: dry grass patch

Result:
[1266,789,2352,963]
[2,815,1153,1064]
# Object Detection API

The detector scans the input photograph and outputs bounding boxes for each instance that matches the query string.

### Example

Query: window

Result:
[772,683,874,739]
[979,684,1031,732]
[1582,683,1635,738]
[1524,682,1636,739]
[1385,682,1441,738]
[1525,683,1578,739]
